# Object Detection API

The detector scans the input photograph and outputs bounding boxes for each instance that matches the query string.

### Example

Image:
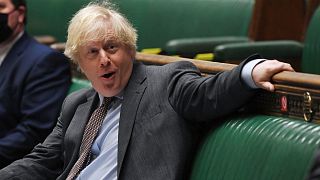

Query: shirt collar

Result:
[98,92,124,107]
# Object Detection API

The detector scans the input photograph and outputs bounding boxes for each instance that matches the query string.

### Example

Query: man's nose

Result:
[99,49,110,66]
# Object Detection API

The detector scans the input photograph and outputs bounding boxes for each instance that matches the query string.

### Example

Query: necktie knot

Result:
[102,97,112,108]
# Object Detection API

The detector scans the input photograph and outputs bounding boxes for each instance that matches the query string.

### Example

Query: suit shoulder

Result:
[58,88,94,117]
[164,61,197,70]
[152,61,201,79]
[64,88,95,106]
[146,60,199,74]
[24,36,67,61]
[25,36,53,53]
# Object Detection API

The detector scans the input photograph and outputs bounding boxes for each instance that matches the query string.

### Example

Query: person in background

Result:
[0,1,294,179]
[0,0,71,168]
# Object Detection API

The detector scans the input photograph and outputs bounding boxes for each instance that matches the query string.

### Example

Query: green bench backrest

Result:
[302,6,320,74]
[68,78,91,94]
[117,0,254,51]
[27,0,254,51]
[191,115,320,180]
[27,0,90,42]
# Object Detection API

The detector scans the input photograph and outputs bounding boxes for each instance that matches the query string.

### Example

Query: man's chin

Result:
[97,87,122,98]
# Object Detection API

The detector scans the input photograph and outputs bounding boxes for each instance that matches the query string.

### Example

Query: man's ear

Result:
[17,6,26,24]
[129,47,136,60]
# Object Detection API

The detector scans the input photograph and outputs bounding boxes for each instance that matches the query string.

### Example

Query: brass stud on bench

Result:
[303,92,313,122]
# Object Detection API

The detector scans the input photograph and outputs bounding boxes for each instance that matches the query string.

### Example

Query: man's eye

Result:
[89,48,99,54]
[85,48,99,59]
[106,44,118,53]
[108,45,116,50]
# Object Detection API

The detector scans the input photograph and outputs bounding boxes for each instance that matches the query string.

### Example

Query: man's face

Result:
[78,30,134,97]
[0,0,25,42]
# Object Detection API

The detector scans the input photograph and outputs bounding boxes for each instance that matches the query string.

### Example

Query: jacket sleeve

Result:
[0,51,71,168]
[0,88,93,180]
[0,104,67,179]
[0,85,89,179]
[168,55,260,122]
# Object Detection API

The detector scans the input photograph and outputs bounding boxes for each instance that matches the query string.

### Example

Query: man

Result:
[0,1,294,179]
[0,0,71,168]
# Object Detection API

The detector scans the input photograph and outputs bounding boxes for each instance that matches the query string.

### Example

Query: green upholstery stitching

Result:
[191,115,320,180]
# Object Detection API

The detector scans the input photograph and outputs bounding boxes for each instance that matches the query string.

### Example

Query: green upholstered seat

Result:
[301,5,320,74]
[122,0,254,51]
[159,0,254,58]
[27,0,253,55]
[68,78,91,94]
[214,40,304,61]
[27,0,91,42]
[191,115,320,180]
[164,36,250,59]
[213,6,320,74]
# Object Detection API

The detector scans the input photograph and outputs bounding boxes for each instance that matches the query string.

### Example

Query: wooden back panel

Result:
[249,0,305,41]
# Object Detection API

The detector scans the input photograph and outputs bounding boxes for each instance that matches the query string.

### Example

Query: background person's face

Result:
[78,31,134,97]
[0,0,25,42]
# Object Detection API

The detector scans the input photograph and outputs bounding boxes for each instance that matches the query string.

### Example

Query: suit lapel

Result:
[0,32,29,77]
[117,62,147,176]
[68,90,98,156]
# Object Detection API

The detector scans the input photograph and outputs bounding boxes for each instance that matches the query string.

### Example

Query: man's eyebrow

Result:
[104,40,120,46]
[104,38,117,43]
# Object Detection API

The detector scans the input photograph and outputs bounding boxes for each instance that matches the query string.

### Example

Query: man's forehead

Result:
[83,38,120,47]
[86,29,118,42]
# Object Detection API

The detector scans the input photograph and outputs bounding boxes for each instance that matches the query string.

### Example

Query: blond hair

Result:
[64,1,137,63]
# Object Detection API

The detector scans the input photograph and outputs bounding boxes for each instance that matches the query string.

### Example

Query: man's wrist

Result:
[241,59,266,89]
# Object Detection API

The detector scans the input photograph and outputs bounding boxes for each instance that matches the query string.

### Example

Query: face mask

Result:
[0,13,14,43]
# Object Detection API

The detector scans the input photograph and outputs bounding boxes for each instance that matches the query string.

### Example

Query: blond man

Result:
[0,1,293,179]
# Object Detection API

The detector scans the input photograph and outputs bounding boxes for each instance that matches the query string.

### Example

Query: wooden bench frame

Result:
[136,53,320,123]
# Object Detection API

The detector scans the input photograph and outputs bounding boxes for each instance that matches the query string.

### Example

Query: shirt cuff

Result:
[241,59,266,89]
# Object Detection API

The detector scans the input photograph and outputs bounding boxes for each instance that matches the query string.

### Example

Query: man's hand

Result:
[252,60,294,92]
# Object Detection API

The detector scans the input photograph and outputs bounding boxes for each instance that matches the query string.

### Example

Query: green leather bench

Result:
[26,0,90,42]
[162,0,307,60]
[118,0,254,55]
[191,115,320,180]
[212,5,320,74]
[68,78,91,94]
[27,0,253,57]
[136,53,320,180]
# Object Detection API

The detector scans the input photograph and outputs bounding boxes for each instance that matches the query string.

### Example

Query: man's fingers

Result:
[259,82,275,92]
[252,60,294,92]
[278,62,295,72]
[268,60,295,74]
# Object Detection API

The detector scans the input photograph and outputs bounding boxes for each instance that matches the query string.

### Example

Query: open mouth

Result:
[102,72,115,79]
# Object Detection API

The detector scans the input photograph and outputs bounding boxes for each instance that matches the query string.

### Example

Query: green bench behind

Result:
[212,5,320,74]
[27,0,253,53]
[191,115,320,180]
[68,78,91,94]
[117,0,254,52]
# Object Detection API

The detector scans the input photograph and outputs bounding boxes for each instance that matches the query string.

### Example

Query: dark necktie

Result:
[66,97,112,180]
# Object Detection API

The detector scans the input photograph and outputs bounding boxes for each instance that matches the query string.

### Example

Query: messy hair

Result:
[65,1,137,63]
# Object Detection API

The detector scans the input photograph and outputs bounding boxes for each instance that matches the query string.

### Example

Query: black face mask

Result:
[0,13,13,43]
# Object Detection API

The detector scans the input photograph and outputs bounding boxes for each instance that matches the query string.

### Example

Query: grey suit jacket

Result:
[0,56,257,180]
